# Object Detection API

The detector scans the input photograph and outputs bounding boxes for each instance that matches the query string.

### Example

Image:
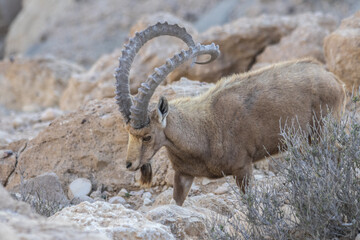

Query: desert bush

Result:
[210,100,360,239]
[17,171,69,217]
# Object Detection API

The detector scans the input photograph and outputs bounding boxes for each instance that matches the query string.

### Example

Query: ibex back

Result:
[114,22,346,206]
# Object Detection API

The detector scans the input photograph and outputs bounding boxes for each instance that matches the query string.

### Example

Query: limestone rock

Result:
[146,205,212,239]
[0,184,107,239]
[50,201,175,240]
[7,94,187,191]
[253,13,337,69]
[5,0,222,67]
[68,178,92,199]
[0,56,83,111]
[70,196,95,205]
[324,11,360,92]
[7,99,131,191]
[214,183,229,195]
[108,196,126,205]
[0,149,16,185]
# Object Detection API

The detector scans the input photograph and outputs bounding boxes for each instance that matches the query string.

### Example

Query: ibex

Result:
[114,22,346,206]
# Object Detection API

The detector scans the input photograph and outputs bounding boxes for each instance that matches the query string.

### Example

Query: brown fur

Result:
[125,58,346,205]
[140,163,152,187]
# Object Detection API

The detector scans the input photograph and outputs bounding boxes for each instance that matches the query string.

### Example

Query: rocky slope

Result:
[1,1,360,239]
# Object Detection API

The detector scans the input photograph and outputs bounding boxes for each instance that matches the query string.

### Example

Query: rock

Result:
[0,182,35,217]
[5,0,222,67]
[214,183,229,195]
[253,13,337,69]
[0,56,83,111]
[183,193,235,216]
[0,184,109,240]
[202,178,212,185]
[0,150,16,185]
[118,188,128,197]
[8,79,215,191]
[142,192,152,200]
[50,201,175,240]
[153,189,173,206]
[60,13,338,111]
[68,178,92,199]
[70,196,95,205]
[19,172,70,216]
[40,108,63,122]
[108,196,126,205]
[143,197,153,206]
[146,205,212,239]
[324,11,360,92]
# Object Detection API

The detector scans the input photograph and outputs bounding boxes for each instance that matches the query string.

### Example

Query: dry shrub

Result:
[210,99,360,239]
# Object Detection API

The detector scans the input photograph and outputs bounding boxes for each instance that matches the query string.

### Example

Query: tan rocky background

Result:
[0,0,360,239]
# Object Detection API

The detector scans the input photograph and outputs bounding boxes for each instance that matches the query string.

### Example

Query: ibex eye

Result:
[143,136,152,142]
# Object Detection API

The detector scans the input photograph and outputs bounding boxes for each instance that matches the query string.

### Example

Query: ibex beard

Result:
[115,22,346,206]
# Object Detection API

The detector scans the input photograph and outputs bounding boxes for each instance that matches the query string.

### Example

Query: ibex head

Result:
[114,22,219,185]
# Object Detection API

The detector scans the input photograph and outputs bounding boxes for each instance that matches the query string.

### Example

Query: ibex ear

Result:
[157,96,169,128]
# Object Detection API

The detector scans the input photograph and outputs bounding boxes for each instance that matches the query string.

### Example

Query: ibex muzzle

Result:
[115,22,346,206]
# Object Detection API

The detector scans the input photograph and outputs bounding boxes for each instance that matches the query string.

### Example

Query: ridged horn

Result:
[130,43,220,129]
[115,22,197,123]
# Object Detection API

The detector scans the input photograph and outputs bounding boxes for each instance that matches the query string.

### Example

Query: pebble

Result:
[70,195,95,205]
[142,192,152,200]
[68,178,92,199]
[130,189,144,196]
[143,197,152,206]
[202,178,211,185]
[118,188,128,197]
[12,117,23,128]
[109,196,126,204]
[40,108,62,122]
[214,184,229,195]
[254,174,264,180]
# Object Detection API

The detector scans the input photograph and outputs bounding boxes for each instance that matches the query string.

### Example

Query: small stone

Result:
[12,117,23,129]
[130,189,144,196]
[214,184,228,195]
[70,195,95,205]
[90,189,102,199]
[68,178,92,199]
[40,108,62,122]
[118,188,128,197]
[109,196,126,205]
[202,178,211,185]
[142,192,152,200]
[0,150,13,159]
[143,197,152,206]
[254,174,264,180]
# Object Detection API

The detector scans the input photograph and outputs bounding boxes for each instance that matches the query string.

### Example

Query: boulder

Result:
[60,13,337,110]
[146,205,213,239]
[5,0,222,67]
[324,11,360,92]
[0,56,83,111]
[0,184,109,240]
[50,201,175,240]
[0,149,16,185]
[6,78,213,194]
[253,13,337,69]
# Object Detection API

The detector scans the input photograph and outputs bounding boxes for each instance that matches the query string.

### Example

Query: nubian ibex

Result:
[115,22,346,206]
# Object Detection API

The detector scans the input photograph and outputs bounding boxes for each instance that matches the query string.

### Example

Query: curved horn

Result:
[130,43,220,129]
[115,22,196,123]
